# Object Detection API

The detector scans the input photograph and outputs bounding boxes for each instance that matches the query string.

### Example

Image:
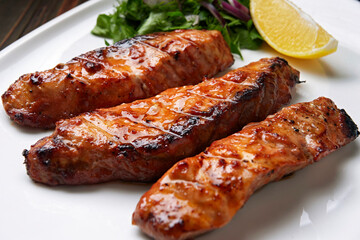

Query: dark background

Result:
[0,0,88,50]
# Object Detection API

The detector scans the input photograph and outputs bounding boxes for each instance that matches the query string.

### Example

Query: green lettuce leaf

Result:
[91,0,263,56]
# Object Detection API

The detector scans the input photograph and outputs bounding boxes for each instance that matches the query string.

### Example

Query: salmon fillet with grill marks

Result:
[2,29,233,128]
[24,57,299,185]
[132,97,359,240]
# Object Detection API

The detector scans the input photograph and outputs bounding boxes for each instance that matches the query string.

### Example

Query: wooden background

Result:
[0,0,88,50]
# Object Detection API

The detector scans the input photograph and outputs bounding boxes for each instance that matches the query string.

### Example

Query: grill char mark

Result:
[25,57,299,185]
[133,97,358,240]
[2,29,233,128]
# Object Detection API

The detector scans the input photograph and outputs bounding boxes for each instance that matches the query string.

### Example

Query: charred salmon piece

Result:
[2,29,233,128]
[24,57,299,185]
[132,97,359,240]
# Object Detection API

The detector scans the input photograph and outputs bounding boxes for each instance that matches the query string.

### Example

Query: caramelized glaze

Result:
[2,29,233,128]
[132,97,359,240]
[24,57,299,185]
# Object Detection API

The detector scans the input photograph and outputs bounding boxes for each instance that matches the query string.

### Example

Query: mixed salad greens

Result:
[91,0,263,57]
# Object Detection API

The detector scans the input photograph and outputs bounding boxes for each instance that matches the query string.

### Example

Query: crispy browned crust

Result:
[2,29,233,128]
[132,97,358,240]
[24,57,299,185]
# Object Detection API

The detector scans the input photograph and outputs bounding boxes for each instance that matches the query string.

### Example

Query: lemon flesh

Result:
[250,0,338,59]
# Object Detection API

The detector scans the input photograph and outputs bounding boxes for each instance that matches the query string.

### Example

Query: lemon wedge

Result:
[250,0,338,59]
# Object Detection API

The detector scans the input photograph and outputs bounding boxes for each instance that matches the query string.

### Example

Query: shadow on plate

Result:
[29,177,152,195]
[256,43,360,82]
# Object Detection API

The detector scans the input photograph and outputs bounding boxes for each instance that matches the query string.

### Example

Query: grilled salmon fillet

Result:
[132,97,359,240]
[2,29,233,128]
[24,57,299,185]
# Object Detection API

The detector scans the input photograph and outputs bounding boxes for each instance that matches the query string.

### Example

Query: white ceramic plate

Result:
[1,0,359,239]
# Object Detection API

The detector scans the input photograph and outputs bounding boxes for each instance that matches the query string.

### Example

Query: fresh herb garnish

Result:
[91,0,263,57]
